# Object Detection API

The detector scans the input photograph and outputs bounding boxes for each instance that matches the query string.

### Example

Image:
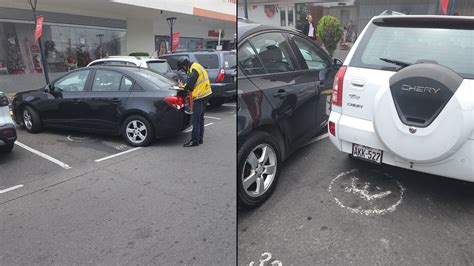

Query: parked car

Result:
[0,92,16,152]
[87,56,178,81]
[237,20,340,208]
[159,50,236,107]
[328,14,474,182]
[12,66,191,147]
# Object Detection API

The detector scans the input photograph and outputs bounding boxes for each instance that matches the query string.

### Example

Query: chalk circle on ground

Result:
[67,134,99,142]
[328,169,406,216]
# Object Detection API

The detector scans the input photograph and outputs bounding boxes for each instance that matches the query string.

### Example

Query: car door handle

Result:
[273,90,287,99]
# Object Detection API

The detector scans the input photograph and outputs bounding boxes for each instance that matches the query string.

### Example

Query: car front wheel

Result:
[238,131,281,209]
[122,115,154,147]
[22,106,42,133]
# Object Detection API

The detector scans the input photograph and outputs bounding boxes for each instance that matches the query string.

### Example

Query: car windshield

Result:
[223,53,236,69]
[135,68,175,88]
[351,23,474,79]
[146,61,169,74]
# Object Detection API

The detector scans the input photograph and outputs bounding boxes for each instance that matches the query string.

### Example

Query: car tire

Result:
[238,131,282,209]
[0,142,14,153]
[122,115,154,147]
[22,106,43,133]
[209,98,226,107]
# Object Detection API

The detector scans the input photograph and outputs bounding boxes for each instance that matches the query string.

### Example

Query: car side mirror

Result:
[333,58,343,68]
[44,84,53,92]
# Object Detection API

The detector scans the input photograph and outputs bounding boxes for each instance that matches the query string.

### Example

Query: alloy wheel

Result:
[126,120,148,144]
[23,109,32,129]
[242,144,277,197]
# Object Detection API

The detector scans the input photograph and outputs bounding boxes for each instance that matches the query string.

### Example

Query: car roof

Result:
[238,20,301,42]
[87,57,167,67]
[370,14,474,26]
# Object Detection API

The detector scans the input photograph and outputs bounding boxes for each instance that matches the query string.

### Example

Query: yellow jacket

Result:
[188,62,212,100]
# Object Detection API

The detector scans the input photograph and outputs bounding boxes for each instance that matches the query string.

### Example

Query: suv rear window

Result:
[159,55,186,70]
[194,54,219,69]
[146,61,169,74]
[223,53,236,69]
[350,21,474,79]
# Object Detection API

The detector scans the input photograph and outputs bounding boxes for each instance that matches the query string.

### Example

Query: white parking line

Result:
[15,141,72,169]
[94,147,142,163]
[183,122,214,133]
[204,116,222,120]
[0,184,23,194]
[306,132,329,146]
[222,103,236,107]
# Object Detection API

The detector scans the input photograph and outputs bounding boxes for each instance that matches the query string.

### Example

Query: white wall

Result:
[126,18,154,55]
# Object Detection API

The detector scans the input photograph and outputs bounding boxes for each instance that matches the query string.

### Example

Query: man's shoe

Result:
[199,140,203,144]
[183,141,199,147]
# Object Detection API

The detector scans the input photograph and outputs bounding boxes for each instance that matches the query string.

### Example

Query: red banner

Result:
[34,16,44,43]
[441,0,449,14]
[172,32,180,52]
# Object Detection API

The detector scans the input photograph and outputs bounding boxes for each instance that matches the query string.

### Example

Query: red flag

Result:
[34,16,44,43]
[441,0,449,15]
[172,32,180,52]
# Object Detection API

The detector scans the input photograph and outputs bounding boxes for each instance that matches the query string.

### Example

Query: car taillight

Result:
[0,96,8,107]
[1,128,15,138]
[332,66,347,106]
[215,68,225,83]
[164,96,185,110]
[329,121,336,136]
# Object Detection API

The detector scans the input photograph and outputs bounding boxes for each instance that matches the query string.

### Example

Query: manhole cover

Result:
[328,169,405,216]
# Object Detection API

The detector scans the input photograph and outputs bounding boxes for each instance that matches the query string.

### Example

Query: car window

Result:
[120,76,134,91]
[146,61,169,74]
[194,54,219,69]
[223,53,236,69]
[54,70,90,92]
[159,55,187,70]
[92,70,122,92]
[291,34,329,70]
[249,32,297,73]
[135,68,175,89]
[238,41,265,76]
[351,23,474,79]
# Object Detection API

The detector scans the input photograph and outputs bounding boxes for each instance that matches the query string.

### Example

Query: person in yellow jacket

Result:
[177,56,212,147]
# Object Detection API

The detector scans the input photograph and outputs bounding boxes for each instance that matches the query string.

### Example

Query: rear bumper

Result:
[0,123,17,145]
[329,111,474,182]
[153,109,191,138]
[211,83,236,99]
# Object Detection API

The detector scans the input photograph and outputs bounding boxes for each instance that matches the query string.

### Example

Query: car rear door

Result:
[288,33,336,130]
[81,69,133,132]
[243,31,319,146]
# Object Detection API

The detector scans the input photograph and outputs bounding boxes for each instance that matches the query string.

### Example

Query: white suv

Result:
[0,92,16,152]
[328,14,473,181]
[87,56,177,80]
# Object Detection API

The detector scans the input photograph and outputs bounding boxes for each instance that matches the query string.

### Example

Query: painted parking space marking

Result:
[328,169,405,216]
[0,184,23,194]
[94,147,142,162]
[249,252,282,266]
[204,115,222,120]
[15,141,71,169]
[183,122,214,133]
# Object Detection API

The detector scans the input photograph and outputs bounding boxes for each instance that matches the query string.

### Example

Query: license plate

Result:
[352,144,383,164]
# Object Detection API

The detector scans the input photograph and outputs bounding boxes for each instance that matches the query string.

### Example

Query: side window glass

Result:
[54,70,90,92]
[291,34,330,70]
[120,76,133,91]
[249,32,298,73]
[238,41,265,76]
[92,70,122,92]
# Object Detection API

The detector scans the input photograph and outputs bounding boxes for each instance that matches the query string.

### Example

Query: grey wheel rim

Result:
[23,109,33,129]
[126,120,147,144]
[242,143,277,198]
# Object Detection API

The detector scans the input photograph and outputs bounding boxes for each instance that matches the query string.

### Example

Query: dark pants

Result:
[191,98,208,143]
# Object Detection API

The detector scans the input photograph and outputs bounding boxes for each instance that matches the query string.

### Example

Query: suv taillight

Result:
[215,68,225,83]
[0,95,8,107]
[164,96,185,110]
[332,66,347,106]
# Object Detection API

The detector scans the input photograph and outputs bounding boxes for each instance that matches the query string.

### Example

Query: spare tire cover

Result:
[373,64,473,163]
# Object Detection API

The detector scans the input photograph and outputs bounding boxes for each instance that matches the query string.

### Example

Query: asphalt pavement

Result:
[0,103,236,265]
[238,133,474,265]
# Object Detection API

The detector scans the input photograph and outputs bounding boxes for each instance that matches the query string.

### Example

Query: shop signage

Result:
[172,32,180,52]
[34,16,44,43]
[208,30,219,37]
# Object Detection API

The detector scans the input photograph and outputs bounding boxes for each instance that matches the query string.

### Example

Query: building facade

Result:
[0,0,236,92]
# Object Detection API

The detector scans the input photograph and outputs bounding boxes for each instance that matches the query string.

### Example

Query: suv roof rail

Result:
[379,10,406,16]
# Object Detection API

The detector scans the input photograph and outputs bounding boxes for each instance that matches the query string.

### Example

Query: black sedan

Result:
[12,66,191,147]
[237,19,341,208]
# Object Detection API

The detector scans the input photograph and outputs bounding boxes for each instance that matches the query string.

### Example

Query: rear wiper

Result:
[379,57,412,68]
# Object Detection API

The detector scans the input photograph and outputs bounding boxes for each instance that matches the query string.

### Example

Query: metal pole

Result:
[244,0,248,19]
[170,23,173,53]
[32,8,49,84]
